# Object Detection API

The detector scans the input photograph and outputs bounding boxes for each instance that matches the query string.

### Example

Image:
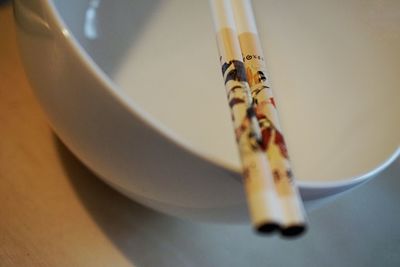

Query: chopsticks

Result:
[210,0,307,237]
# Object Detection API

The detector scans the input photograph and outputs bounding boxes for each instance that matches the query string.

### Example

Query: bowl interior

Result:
[53,0,400,183]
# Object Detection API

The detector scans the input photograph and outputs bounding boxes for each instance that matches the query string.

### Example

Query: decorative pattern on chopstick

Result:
[218,28,283,233]
[211,0,283,233]
[232,0,307,236]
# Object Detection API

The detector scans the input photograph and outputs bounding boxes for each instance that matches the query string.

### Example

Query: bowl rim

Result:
[45,0,399,189]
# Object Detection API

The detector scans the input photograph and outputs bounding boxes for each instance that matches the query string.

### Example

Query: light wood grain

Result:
[0,4,154,266]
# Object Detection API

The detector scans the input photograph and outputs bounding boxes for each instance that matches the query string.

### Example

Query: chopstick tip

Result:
[279,224,307,238]
[255,222,280,234]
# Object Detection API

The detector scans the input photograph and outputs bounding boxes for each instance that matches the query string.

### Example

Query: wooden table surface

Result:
[1,2,400,267]
[0,3,149,266]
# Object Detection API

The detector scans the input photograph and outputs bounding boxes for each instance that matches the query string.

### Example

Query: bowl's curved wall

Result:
[14,0,250,217]
[13,0,398,221]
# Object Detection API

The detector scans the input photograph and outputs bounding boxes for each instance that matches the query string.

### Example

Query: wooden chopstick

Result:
[210,0,283,234]
[210,0,307,237]
[231,0,307,236]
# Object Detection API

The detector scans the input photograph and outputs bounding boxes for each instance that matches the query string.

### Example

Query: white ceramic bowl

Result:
[14,0,400,221]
